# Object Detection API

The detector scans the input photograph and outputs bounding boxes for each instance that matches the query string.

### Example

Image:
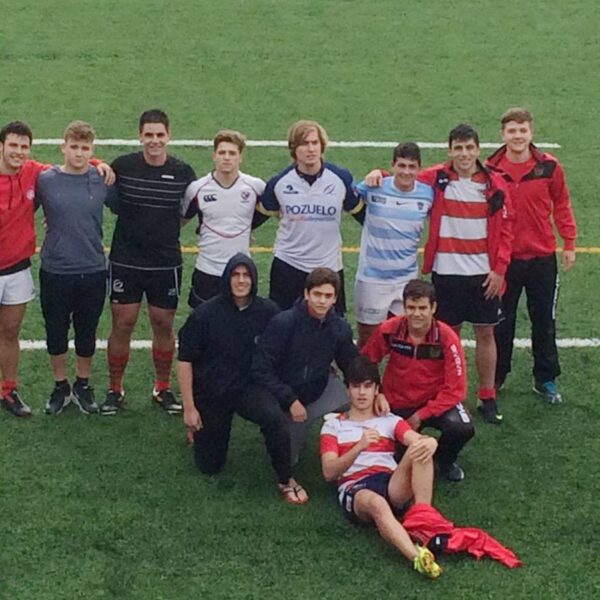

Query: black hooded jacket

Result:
[177,253,279,403]
[252,300,358,409]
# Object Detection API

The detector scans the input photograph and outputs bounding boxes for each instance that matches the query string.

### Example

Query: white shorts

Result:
[0,268,36,306]
[354,279,409,325]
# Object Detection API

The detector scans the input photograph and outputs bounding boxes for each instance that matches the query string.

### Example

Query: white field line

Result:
[34,139,562,150]
[19,338,600,350]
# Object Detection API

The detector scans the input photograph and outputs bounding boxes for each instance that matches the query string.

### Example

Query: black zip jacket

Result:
[177,253,279,403]
[252,300,358,409]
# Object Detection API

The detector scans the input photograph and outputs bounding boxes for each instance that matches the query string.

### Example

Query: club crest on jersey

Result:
[203,194,218,203]
[241,191,251,202]
[26,188,35,201]
[283,184,299,194]
[418,202,424,210]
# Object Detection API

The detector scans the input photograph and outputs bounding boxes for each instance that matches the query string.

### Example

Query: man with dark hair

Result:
[257,120,364,314]
[362,279,474,482]
[0,120,112,417]
[353,142,434,347]
[487,108,576,404]
[252,267,361,499]
[320,355,442,578]
[102,109,197,416]
[182,129,268,307]
[177,254,300,500]
[417,124,514,425]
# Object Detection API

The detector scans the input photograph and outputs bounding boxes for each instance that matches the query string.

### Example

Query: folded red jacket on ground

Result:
[402,503,522,568]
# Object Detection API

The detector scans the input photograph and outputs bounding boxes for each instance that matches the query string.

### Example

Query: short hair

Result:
[139,109,169,132]
[500,107,533,127]
[344,356,381,387]
[63,120,95,143]
[0,121,33,144]
[304,267,340,296]
[448,123,479,147]
[392,142,421,165]
[287,120,328,160]
[403,279,436,305]
[213,129,246,153]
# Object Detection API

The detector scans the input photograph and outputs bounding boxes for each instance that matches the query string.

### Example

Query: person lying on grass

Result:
[320,355,442,579]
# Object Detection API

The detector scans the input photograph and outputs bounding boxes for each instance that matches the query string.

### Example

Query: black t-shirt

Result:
[109,152,196,269]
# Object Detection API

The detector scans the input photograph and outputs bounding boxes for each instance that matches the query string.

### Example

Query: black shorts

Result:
[108,263,182,310]
[432,273,502,327]
[40,269,106,357]
[188,268,221,308]
[340,472,411,523]
[269,257,346,315]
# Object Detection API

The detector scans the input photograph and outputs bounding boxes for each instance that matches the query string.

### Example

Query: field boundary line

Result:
[19,338,600,350]
[34,138,562,150]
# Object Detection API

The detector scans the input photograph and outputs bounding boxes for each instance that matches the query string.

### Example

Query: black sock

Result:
[55,379,69,388]
[76,376,89,387]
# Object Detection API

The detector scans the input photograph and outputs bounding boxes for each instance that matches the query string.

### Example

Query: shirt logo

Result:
[418,202,424,210]
[161,174,175,180]
[283,184,299,194]
[203,194,218,203]
[323,184,336,195]
[371,195,387,204]
[26,188,35,201]
[241,191,251,200]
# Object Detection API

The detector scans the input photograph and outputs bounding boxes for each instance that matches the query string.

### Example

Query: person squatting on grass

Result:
[319,355,442,579]
[103,109,197,416]
[257,120,365,315]
[0,120,113,418]
[487,108,577,405]
[181,129,269,308]
[35,121,118,415]
[251,268,370,504]
[361,279,474,483]
[177,254,303,498]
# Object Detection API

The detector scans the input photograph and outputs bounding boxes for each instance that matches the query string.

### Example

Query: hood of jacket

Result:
[220,252,259,304]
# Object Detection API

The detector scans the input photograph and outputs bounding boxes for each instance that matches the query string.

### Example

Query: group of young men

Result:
[0,108,573,577]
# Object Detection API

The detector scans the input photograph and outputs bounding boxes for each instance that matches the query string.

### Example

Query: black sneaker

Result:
[152,388,182,414]
[100,389,125,416]
[72,380,98,414]
[437,461,465,482]
[45,382,72,415]
[477,398,503,425]
[1,389,32,417]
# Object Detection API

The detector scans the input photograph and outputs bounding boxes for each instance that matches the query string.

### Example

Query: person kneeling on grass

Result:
[320,356,442,579]
[177,253,302,501]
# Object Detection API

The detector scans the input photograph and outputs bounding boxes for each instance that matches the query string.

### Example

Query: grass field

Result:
[2,1,600,598]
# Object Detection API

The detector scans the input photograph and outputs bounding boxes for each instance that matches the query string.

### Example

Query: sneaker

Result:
[413,545,442,579]
[45,382,72,415]
[152,388,182,414]
[437,461,465,483]
[533,380,562,405]
[1,389,32,417]
[100,389,125,416]
[72,380,99,414]
[477,398,503,425]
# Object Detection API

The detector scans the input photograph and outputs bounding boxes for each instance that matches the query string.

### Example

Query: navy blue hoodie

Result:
[177,253,279,404]
[252,300,358,409]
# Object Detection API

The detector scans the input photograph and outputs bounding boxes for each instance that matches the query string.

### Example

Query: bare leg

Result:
[353,490,418,561]
[49,354,68,381]
[473,324,496,390]
[0,303,27,382]
[387,448,434,509]
[75,355,92,379]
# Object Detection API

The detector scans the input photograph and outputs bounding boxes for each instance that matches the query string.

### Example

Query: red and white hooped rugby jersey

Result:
[320,413,410,496]
[432,172,490,275]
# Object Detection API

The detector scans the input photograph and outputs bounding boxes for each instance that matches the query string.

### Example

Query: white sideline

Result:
[19,338,599,350]
[34,139,562,150]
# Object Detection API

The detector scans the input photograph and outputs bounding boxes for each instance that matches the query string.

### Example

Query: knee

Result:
[150,314,174,336]
[113,316,137,336]
[443,419,475,443]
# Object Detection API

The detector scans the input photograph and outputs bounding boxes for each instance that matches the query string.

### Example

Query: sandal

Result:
[278,481,309,505]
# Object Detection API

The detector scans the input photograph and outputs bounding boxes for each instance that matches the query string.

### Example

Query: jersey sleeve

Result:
[256,176,281,216]
[393,417,411,443]
[549,161,577,249]
[354,180,369,199]
[181,181,199,219]
[319,420,339,455]
[177,309,207,363]
[361,321,390,364]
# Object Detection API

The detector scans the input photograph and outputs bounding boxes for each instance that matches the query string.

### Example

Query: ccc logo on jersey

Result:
[203,194,218,203]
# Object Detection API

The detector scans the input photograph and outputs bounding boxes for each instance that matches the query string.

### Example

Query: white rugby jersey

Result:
[320,413,410,497]
[258,163,362,272]
[183,171,265,276]
[355,177,433,283]
[433,177,490,275]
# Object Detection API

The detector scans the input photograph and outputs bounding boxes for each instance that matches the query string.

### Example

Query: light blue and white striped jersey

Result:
[355,177,433,283]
